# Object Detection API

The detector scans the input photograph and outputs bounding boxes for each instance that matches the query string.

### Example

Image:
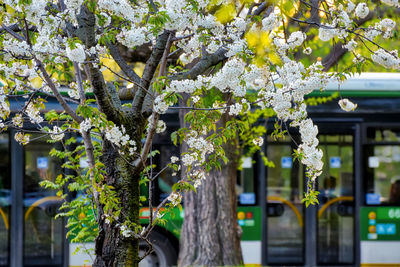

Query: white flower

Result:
[287,31,305,49]
[156,120,166,133]
[192,96,200,103]
[346,1,356,13]
[80,119,92,133]
[303,47,312,55]
[381,0,400,8]
[262,12,279,32]
[253,137,264,146]
[343,40,357,51]
[338,98,357,112]
[182,153,196,166]
[120,225,133,238]
[371,49,400,69]
[26,102,43,124]
[171,156,179,163]
[12,114,24,127]
[154,95,169,114]
[50,126,64,141]
[167,192,182,206]
[14,132,30,145]
[66,43,86,63]
[355,3,369,19]
[228,103,243,116]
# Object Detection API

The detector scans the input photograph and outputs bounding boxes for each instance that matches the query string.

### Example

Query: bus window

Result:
[237,157,256,205]
[365,128,400,205]
[266,137,304,264]
[0,134,10,267]
[24,135,63,266]
[317,134,354,265]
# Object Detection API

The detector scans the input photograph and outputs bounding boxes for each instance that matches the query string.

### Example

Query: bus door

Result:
[6,133,65,267]
[265,129,356,266]
[361,126,400,265]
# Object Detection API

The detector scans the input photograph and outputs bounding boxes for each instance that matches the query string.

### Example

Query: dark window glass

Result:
[317,135,354,265]
[266,142,304,264]
[237,157,256,206]
[24,135,63,266]
[0,134,10,267]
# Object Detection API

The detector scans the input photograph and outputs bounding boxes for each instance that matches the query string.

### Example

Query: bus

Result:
[2,73,400,267]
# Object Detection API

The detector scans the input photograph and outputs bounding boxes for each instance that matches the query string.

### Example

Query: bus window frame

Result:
[362,123,400,207]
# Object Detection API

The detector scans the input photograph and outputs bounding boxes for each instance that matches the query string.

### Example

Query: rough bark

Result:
[93,139,141,267]
[178,101,243,266]
[75,5,154,267]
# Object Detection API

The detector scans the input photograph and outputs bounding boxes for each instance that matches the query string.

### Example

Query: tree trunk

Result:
[93,139,141,267]
[178,104,243,266]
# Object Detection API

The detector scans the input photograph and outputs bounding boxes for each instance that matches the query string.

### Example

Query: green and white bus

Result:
[2,73,400,267]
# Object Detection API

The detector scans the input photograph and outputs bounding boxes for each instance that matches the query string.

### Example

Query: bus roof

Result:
[310,73,400,97]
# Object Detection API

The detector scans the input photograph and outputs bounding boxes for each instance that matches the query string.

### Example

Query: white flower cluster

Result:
[14,132,30,145]
[98,0,145,24]
[167,191,182,206]
[296,119,323,179]
[50,126,64,142]
[355,3,369,19]
[191,169,206,188]
[182,153,197,166]
[371,49,400,69]
[117,27,148,48]
[66,43,86,63]
[171,156,179,163]
[210,58,246,97]
[80,119,92,133]
[26,102,43,124]
[104,124,131,149]
[12,114,23,128]
[156,120,167,134]
[229,103,243,116]
[120,225,133,238]
[343,39,357,51]
[0,88,10,122]
[262,12,280,32]
[64,0,84,12]
[153,94,170,114]
[381,0,400,7]
[287,31,306,49]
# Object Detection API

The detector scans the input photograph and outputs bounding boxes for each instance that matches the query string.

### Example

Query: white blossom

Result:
[355,3,369,19]
[338,98,357,112]
[371,49,400,69]
[120,225,133,238]
[287,31,305,49]
[381,0,400,7]
[12,114,23,128]
[346,1,356,13]
[26,102,43,124]
[253,137,264,146]
[156,120,167,133]
[171,156,179,163]
[343,40,357,51]
[66,43,86,63]
[80,119,92,133]
[50,126,64,141]
[14,132,30,145]
[167,192,182,206]
[303,47,312,55]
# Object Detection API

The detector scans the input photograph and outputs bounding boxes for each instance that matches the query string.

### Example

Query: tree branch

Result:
[132,31,171,115]
[76,5,124,123]
[107,41,141,84]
